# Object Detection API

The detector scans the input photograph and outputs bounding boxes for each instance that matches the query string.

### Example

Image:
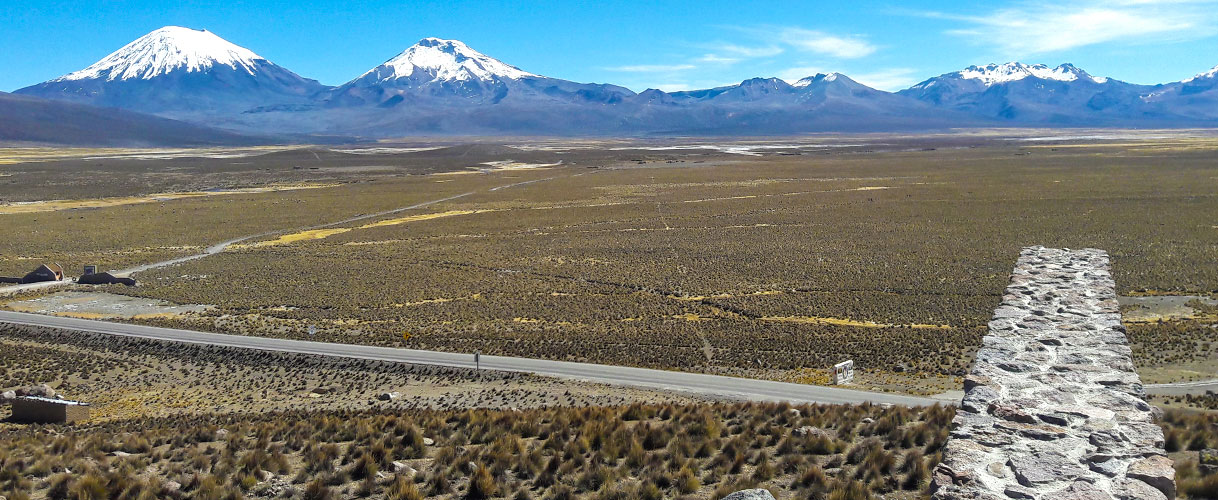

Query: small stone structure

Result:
[11,396,91,424]
[832,359,854,385]
[931,247,1175,500]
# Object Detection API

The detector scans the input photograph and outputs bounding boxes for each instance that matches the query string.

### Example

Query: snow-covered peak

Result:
[53,26,266,82]
[793,73,841,87]
[955,62,1106,86]
[1185,64,1218,82]
[358,38,535,83]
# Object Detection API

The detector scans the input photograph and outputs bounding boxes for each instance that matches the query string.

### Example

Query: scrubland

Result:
[2,139,1216,394]
[1,397,1214,499]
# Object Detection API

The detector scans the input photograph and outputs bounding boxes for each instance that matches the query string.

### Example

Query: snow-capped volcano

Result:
[952,62,1107,86]
[326,37,633,109]
[357,38,535,84]
[54,26,265,82]
[17,26,326,120]
[897,62,1160,124]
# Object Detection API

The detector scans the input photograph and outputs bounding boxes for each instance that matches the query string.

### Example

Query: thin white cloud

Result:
[604,64,697,73]
[930,0,1218,55]
[778,28,877,59]
[850,68,922,91]
[715,43,785,58]
[693,43,783,65]
[696,54,741,64]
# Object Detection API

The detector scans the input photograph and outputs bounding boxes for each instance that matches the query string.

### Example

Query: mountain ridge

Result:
[11,26,1218,138]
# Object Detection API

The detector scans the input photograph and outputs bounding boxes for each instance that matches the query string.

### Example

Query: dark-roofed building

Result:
[1,263,65,284]
[11,396,91,424]
[77,271,136,286]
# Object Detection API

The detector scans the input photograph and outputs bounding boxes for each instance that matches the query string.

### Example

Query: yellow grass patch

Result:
[0,183,341,215]
[241,210,488,248]
[392,297,460,307]
[760,315,953,330]
[49,311,113,320]
[359,209,481,229]
[244,228,353,248]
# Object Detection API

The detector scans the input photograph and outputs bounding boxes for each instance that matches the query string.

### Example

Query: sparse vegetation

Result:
[0,401,955,499]
[40,141,1212,393]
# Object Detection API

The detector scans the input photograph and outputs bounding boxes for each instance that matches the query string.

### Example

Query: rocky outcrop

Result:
[931,247,1174,500]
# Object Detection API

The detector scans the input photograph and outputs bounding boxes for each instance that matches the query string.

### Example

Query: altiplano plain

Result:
[3,135,1216,397]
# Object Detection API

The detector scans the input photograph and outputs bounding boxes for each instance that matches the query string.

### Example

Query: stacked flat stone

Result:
[931,246,1175,500]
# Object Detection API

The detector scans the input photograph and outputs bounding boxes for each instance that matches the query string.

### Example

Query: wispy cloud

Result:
[850,68,922,91]
[714,43,785,58]
[928,0,1218,55]
[777,28,877,59]
[696,54,740,64]
[692,43,783,66]
[603,25,881,91]
[604,64,697,73]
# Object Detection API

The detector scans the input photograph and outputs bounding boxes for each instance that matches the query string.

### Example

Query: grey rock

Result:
[1125,455,1176,499]
[793,426,833,439]
[1044,481,1115,500]
[1009,452,1083,486]
[1004,484,1037,499]
[1113,478,1168,500]
[721,489,776,500]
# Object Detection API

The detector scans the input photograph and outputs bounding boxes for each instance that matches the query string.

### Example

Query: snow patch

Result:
[358,37,535,83]
[793,73,839,87]
[956,62,1105,86]
[53,26,266,81]
[1185,64,1218,83]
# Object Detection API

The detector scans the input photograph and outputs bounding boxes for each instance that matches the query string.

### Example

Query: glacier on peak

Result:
[355,37,536,84]
[53,26,267,82]
[955,62,1106,86]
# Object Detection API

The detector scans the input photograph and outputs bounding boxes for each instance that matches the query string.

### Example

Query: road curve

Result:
[0,310,946,407]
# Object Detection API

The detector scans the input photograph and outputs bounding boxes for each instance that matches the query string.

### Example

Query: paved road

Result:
[0,310,946,407]
[1144,379,1218,396]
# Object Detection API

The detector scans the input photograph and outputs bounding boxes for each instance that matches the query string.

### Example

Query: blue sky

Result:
[4,0,1218,92]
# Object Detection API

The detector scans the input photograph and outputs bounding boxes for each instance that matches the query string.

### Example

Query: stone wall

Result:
[931,247,1175,500]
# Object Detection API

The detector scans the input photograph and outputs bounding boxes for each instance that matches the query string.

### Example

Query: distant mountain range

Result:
[11,26,1218,141]
[0,91,264,146]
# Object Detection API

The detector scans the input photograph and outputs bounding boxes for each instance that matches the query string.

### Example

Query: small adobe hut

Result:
[11,396,91,423]
[0,263,65,284]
